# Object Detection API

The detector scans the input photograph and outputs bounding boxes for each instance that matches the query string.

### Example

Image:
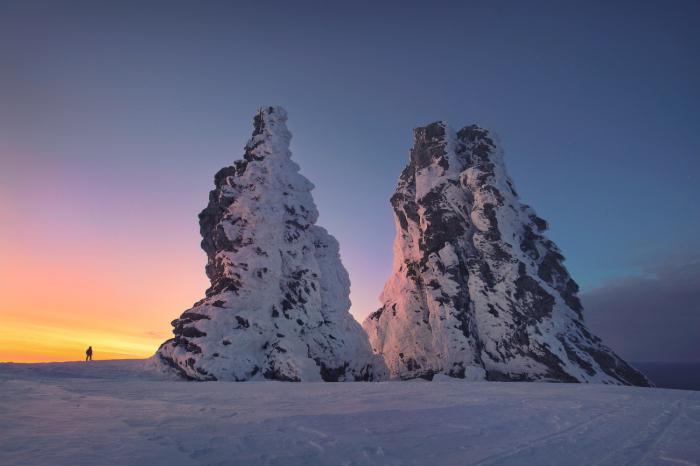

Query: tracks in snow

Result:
[472,411,616,465]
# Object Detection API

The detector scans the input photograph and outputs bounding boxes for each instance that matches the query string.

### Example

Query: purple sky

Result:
[1,0,698,362]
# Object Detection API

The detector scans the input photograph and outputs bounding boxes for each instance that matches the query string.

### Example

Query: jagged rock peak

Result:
[363,120,650,386]
[244,106,291,161]
[152,106,387,382]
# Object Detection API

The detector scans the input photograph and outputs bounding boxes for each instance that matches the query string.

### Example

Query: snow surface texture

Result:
[364,122,650,385]
[153,106,385,381]
[1,361,698,466]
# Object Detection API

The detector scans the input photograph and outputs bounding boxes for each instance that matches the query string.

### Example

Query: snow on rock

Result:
[363,121,650,386]
[152,106,385,381]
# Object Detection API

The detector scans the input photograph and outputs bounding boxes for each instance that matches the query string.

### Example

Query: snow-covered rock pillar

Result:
[154,106,386,382]
[363,121,650,386]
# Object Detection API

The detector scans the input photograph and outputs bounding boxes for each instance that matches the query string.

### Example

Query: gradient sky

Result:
[1,0,698,363]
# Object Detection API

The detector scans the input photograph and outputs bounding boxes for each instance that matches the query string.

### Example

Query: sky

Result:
[0,0,698,363]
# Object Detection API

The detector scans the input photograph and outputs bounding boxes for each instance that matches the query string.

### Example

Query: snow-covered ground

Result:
[1,360,698,466]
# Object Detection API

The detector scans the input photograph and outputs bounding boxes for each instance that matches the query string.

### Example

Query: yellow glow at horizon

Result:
[0,214,209,363]
[0,160,375,363]
[1,318,167,362]
[0,224,373,364]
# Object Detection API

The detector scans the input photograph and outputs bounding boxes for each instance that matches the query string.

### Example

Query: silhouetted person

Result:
[85,346,93,362]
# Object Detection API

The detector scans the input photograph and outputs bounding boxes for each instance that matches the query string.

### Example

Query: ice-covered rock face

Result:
[153,106,386,381]
[363,121,650,386]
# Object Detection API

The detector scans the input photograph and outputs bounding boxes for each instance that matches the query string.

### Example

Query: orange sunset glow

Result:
[0,157,210,362]
[2,2,699,465]
[0,150,379,362]
[0,230,208,362]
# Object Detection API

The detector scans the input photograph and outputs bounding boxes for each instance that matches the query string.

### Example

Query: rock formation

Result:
[363,121,650,386]
[154,106,386,381]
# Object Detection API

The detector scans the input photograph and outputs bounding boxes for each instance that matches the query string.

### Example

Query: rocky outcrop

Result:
[153,106,386,381]
[363,121,650,386]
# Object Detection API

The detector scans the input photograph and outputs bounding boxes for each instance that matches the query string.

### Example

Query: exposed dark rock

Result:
[364,120,650,386]
[153,106,387,382]
[180,326,207,338]
[234,316,250,329]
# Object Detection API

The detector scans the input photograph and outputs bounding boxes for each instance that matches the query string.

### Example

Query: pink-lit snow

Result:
[1,360,698,465]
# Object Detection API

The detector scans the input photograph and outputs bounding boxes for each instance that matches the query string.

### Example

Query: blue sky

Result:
[1,0,698,361]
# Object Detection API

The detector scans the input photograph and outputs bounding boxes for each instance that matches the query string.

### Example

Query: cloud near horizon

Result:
[582,256,700,363]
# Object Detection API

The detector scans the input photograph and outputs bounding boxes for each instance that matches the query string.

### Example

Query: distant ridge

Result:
[632,362,700,391]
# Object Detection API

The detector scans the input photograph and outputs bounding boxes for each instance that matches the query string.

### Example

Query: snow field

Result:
[1,360,698,466]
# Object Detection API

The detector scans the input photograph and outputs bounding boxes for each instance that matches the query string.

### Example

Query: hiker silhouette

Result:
[85,346,93,362]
